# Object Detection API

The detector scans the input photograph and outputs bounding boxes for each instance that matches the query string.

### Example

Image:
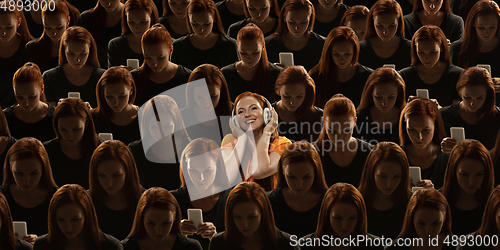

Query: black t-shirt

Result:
[0,184,57,236]
[271,102,323,143]
[227,19,279,39]
[96,205,136,241]
[180,108,225,144]
[43,138,90,189]
[0,42,25,108]
[3,104,56,143]
[216,0,247,33]
[451,204,484,237]
[159,15,188,41]
[312,4,349,38]
[170,34,239,70]
[354,108,400,145]
[121,234,203,250]
[93,116,141,146]
[107,35,144,68]
[209,230,300,250]
[367,205,404,239]
[170,187,230,250]
[33,233,123,250]
[399,63,463,107]
[401,144,450,189]
[42,65,106,108]
[403,12,464,43]
[221,62,282,102]
[16,238,33,250]
[397,0,415,15]
[24,11,43,38]
[358,37,412,71]
[0,136,16,183]
[267,187,324,238]
[265,32,326,71]
[21,38,60,73]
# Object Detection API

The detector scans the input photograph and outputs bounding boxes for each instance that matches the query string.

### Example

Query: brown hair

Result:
[399,98,446,146]
[242,0,280,20]
[186,0,226,35]
[12,62,46,103]
[59,26,100,67]
[82,0,125,43]
[340,5,370,26]
[315,93,357,145]
[0,193,16,250]
[411,25,451,66]
[364,0,404,40]
[0,107,9,137]
[478,184,500,242]
[122,0,160,35]
[274,0,315,38]
[0,1,34,45]
[357,67,406,111]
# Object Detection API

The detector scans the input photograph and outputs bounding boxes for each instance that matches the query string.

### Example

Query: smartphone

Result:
[127,59,140,69]
[450,127,465,143]
[68,92,80,99]
[409,166,422,186]
[416,89,429,99]
[383,64,396,69]
[188,209,203,229]
[411,187,423,193]
[279,52,294,67]
[477,64,492,75]
[98,133,113,141]
[13,221,27,240]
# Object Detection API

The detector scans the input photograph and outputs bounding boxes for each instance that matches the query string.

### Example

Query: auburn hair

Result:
[309,26,359,108]
[186,0,226,35]
[397,188,452,238]
[340,5,370,26]
[275,0,315,38]
[399,98,446,146]
[128,187,183,239]
[478,184,500,242]
[364,0,404,40]
[233,92,280,140]
[315,93,357,146]
[59,26,100,67]
[224,182,279,249]
[122,0,160,35]
[442,139,494,207]
[47,184,102,250]
[0,1,33,45]
[82,0,125,44]
[358,141,411,216]
[0,107,9,136]
[411,25,452,65]
[89,140,143,213]
[12,62,46,103]
[186,64,232,116]
[3,137,57,189]
[357,67,406,111]
[242,0,280,20]
[412,0,451,13]
[276,141,328,193]
[0,193,16,250]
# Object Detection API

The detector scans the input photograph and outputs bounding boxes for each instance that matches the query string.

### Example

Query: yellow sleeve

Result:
[221,134,236,150]
[269,136,292,154]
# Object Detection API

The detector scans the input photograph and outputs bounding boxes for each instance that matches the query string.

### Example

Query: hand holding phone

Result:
[98,133,113,141]
[477,64,491,75]
[13,221,27,240]
[127,59,140,69]
[188,209,203,229]
[409,167,422,186]
[416,89,429,99]
[279,52,294,67]
[450,127,465,143]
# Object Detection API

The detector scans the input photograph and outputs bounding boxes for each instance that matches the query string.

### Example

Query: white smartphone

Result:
[409,166,422,186]
[187,209,203,229]
[416,89,429,99]
[411,187,423,193]
[279,52,294,67]
[383,64,396,69]
[68,92,80,99]
[13,221,27,240]
[450,127,465,143]
[477,64,492,75]
[98,133,113,141]
[127,59,140,69]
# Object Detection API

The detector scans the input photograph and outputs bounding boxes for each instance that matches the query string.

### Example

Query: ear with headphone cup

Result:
[263,107,271,125]
[232,115,241,129]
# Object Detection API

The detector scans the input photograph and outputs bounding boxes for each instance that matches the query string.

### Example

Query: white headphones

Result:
[232,95,273,129]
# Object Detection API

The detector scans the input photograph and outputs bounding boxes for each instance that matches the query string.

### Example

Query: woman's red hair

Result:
[0,193,16,250]
[399,98,446,146]
[412,0,451,13]
[0,107,9,137]
[357,67,406,111]
[364,0,404,40]
[122,0,160,35]
[478,184,500,241]
[411,25,451,66]
[84,0,125,43]
[315,93,357,146]
[12,62,46,103]
[0,1,33,45]
[340,5,370,26]
[59,26,100,67]
[275,0,315,38]
[186,0,226,35]
[242,0,280,20]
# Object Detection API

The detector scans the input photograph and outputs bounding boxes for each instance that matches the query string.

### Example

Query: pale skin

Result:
[370,13,401,59]
[282,9,310,51]
[13,83,49,124]
[411,207,447,249]
[405,115,440,170]
[314,0,339,24]
[0,13,22,58]
[99,0,124,27]
[282,161,323,212]
[236,38,264,81]
[188,11,219,50]
[42,14,70,57]
[245,0,276,34]
[167,0,190,36]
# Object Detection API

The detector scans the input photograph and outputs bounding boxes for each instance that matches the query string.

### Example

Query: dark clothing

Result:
[107,35,144,68]
[397,0,415,15]
[180,108,225,144]
[42,65,106,108]
[312,4,349,38]
[0,42,25,108]
[354,108,400,145]
[367,205,404,239]
[221,62,282,102]
[216,1,247,33]
[43,138,89,189]
[16,238,33,250]
[121,234,203,250]
[358,37,412,71]
[93,116,141,146]
[33,233,123,250]
[402,145,450,189]
[227,19,278,39]
[0,136,16,183]
[96,205,135,241]
[3,104,56,143]
[160,15,189,40]
[171,187,230,250]
[21,38,60,73]
[265,33,326,71]
[399,63,463,107]
[343,0,377,9]
[267,187,324,238]
[403,12,464,43]
[0,184,57,236]
[451,205,484,237]
[209,230,300,250]
[272,102,323,143]
[170,34,239,70]
[24,11,44,38]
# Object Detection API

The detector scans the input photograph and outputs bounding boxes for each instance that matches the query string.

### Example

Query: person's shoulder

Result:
[16,238,33,250]
[94,67,106,75]
[265,34,279,44]
[359,38,370,48]
[174,233,203,249]
[400,37,412,46]
[403,12,418,21]
[277,230,300,249]
[274,136,292,145]
[33,234,49,249]
[177,65,193,75]
[450,39,463,49]
[120,237,138,249]
[219,34,237,44]
[173,35,190,45]
[221,134,237,147]
[446,11,464,23]
[169,186,188,199]
[42,65,62,76]
[221,62,237,72]
[229,19,246,28]
[109,35,127,46]
[309,32,326,42]
[2,104,15,116]
[0,183,9,194]
[447,63,464,74]
[101,233,123,249]
[399,65,417,75]
[25,38,39,48]
[43,138,59,147]
[209,231,226,248]
[440,103,459,114]
[358,64,374,74]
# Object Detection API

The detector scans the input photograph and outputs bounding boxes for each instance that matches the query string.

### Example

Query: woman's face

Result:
[413,207,445,238]
[189,11,214,39]
[373,13,398,42]
[104,83,132,113]
[422,0,443,16]
[43,14,69,42]
[318,0,338,10]
[285,9,310,38]
[406,114,435,149]
[346,19,366,40]
[233,201,261,237]
[456,158,484,195]
[169,0,191,19]
[330,202,358,238]
[283,161,315,196]
[144,208,175,242]
[331,40,354,69]
[187,155,217,190]
[0,13,20,43]
[97,159,127,195]
[238,39,263,68]
[235,96,265,131]
[475,14,498,43]
[99,0,122,12]
[416,39,441,68]
[147,112,175,139]
[372,82,398,113]
[65,41,90,70]
[58,116,86,146]
[143,43,172,73]
[324,115,356,147]
[127,10,151,39]
[374,161,402,196]
[14,83,42,112]
[279,82,306,112]
[56,203,85,239]
[11,157,43,193]
[194,84,221,111]
[247,0,271,23]
[496,206,500,232]
[459,85,488,113]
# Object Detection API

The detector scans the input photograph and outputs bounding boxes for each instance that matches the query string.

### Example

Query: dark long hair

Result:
[82,0,125,43]
[411,25,452,66]
[121,0,160,35]
[0,1,34,45]
[399,98,446,146]
[357,67,406,111]
[59,26,100,67]
[274,0,315,39]
[0,193,16,250]
[364,0,404,40]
